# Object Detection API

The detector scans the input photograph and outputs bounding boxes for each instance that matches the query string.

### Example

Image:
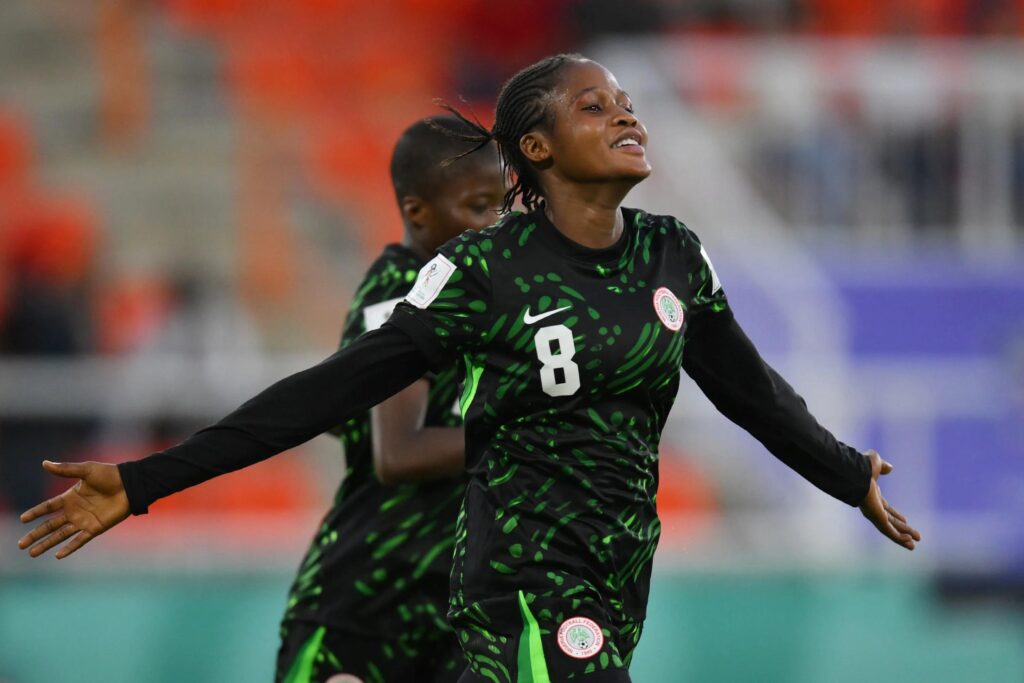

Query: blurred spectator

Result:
[1013,120,1024,229]
[568,0,667,42]
[969,0,1024,35]
[97,0,150,150]
[0,196,99,513]
[758,91,866,229]
[93,271,263,450]
[452,0,573,101]
[877,117,961,231]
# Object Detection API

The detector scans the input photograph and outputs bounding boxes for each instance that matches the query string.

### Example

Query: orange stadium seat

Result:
[0,111,31,195]
[654,446,719,547]
[4,194,98,286]
[93,276,176,354]
[225,29,319,119]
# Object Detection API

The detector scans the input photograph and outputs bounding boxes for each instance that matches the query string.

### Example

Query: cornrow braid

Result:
[437,53,586,214]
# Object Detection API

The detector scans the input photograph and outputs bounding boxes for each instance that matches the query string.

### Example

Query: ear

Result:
[519,131,552,164]
[401,196,432,231]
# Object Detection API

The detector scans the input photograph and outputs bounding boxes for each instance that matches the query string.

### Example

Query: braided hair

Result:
[390,115,499,204]
[436,53,586,213]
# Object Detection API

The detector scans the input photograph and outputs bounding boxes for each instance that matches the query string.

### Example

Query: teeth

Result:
[614,138,640,148]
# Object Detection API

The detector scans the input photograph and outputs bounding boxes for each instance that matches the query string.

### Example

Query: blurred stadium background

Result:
[1,1,1023,681]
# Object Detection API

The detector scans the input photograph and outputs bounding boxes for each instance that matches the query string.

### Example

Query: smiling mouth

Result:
[612,136,643,149]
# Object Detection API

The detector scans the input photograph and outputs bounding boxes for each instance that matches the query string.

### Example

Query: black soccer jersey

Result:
[387,207,728,625]
[119,205,871,678]
[284,244,465,636]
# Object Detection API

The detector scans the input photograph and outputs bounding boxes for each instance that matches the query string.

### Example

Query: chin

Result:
[616,164,652,182]
[631,165,653,180]
[610,155,652,180]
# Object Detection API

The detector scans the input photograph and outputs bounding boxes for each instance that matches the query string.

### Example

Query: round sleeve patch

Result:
[556,616,604,659]
[653,286,685,332]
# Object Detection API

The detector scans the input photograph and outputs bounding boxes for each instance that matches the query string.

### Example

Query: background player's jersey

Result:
[284,244,465,636]
[387,207,729,628]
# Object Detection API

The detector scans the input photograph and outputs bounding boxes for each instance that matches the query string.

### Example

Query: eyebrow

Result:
[572,86,631,101]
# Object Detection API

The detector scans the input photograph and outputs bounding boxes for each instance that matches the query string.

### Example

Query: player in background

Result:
[276,117,504,682]
[19,55,920,683]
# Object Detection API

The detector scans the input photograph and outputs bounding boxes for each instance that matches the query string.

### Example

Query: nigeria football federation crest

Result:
[653,286,684,331]
[556,616,604,659]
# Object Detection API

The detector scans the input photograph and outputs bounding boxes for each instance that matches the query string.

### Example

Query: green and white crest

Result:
[653,286,684,331]
[556,616,603,659]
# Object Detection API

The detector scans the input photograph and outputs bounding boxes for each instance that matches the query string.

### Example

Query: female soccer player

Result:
[19,54,920,683]
[276,117,504,683]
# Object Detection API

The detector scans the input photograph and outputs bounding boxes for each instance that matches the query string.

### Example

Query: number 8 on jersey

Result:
[534,324,580,397]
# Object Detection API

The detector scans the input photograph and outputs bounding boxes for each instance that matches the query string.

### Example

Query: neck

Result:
[540,180,634,249]
[401,232,432,261]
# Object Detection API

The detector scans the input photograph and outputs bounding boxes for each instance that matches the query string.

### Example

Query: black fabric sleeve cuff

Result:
[117,461,149,516]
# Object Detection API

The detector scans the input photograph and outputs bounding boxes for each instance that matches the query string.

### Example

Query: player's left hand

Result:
[859,450,921,550]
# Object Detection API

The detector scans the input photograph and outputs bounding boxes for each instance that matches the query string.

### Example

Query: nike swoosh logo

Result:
[523,305,572,325]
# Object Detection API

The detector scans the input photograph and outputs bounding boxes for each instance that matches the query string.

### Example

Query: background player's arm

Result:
[371,380,463,485]
[18,323,431,559]
[682,311,920,549]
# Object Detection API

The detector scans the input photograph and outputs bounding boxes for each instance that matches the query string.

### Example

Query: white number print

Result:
[534,324,581,397]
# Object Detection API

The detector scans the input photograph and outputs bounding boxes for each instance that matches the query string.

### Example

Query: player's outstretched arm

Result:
[18,461,129,559]
[682,311,921,550]
[16,324,432,559]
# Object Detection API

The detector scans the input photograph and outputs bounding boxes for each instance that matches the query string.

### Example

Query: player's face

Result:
[424,159,505,249]
[540,61,651,184]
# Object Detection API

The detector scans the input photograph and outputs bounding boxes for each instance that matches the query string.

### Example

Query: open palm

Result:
[859,450,921,550]
[18,461,130,559]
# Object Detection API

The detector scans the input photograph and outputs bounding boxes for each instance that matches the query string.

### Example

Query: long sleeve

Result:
[117,324,431,515]
[681,311,871,507]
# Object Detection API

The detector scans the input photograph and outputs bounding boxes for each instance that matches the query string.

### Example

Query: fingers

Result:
[885,501,921,542]
[884,501,907,524]
[18,512,102,559]
[863,450,893,478]
[17,513,68,549]
[860,452,919,550]
[869,508,910,549]
[875,509,917,550]
[56,530,95,560]
[42,460,90,479]
[889,517,920,543]
[19,495,65,524]
[862,489,918,550]
[26,522,77,558]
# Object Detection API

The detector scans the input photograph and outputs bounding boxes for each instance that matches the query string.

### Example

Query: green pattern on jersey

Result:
[282,244,465,640]
[516,591,550,683]
[281,626,325,683]
[389,208,728,681]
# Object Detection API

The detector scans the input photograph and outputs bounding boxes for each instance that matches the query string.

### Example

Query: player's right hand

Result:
[17,461,130,559]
